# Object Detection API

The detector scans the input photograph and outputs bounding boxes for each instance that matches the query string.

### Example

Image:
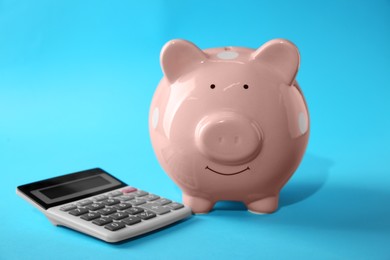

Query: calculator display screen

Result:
[40,176,111,199]
[17,168,127,209]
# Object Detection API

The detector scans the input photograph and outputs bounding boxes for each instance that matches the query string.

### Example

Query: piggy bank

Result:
[149,39,309,214]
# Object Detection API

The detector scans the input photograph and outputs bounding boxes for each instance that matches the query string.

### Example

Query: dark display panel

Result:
[40,176,111,199]
[17,168,127,209]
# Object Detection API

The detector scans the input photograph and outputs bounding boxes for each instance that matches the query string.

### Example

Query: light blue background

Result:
[1,0,389,259]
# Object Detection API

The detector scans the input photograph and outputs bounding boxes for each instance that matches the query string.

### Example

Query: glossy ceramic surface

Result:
[149,39,310,214]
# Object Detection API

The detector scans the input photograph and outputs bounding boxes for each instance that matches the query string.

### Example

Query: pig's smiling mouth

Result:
[205,166,250,176]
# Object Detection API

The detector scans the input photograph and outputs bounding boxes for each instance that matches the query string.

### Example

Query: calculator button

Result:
[69,208,89,216]
[125,207,144,215]
[97,207,117,216]
[81,212,101,221]
[105,222,126,231]
[144,194,160,201]
[102,199,121,206]
[121,216,141,225]
[107,191,123,197]
[140,203,171,215]
[136,210,156,220]
[164,202,184,210]
[153,198,172,206]
[60,204,77,211]
[113,202,132,210]
[121,187,137,193]
[85,203,105,211]
[77,199,93,206]
[129,198,147,206]
[117,194,136,201]
[92,217,112,226]
[133,190,148,197]
[93,195,109,201]
[110,212,129,220]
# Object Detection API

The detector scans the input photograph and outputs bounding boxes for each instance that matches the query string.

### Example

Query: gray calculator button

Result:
[154,198,172,206]
[81,212,101,221]
[144,194,160,201]
[85,203,105,211]
[133,190,148,197]
[60,204,77,211]
[69,207,89,216]
[113,202,132,210]
[102,199,120,206]
[105,222,126,231]
[165,202,184,210]
[92,217,112,226]
[121,216,141,225]
[129,198,147,206]
[107,191,123,197]
[136,210,156,220]
[117,195,135,201]
[140,203,171,215]
[125,207,144,215]
[97,207,117,216]
[93,195,109,201]
[110,212,128,220]
[77,199,93,206]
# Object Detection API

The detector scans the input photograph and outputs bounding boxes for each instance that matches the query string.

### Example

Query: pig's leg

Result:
[183,193,214,214]
[246,195,278,214]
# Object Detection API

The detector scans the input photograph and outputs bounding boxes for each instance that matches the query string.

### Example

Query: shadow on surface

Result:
[209,153,332,212]
[205,153,390,233]
[279,153,332,208]
[111,214,201,248]
[213,201,248,211]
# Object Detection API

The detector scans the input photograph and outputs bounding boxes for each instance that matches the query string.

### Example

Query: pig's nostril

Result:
[234,136,239,144]
[218,137,223,143]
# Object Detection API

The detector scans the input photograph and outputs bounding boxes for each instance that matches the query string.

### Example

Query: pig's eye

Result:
[210,84,216,89]
[243,84,249,89]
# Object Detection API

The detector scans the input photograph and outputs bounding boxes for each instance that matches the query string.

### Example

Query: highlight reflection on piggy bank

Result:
[149,39,309,214]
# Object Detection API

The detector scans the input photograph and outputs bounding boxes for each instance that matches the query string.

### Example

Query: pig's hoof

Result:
[246,196,278,214]
[183,194,214,214]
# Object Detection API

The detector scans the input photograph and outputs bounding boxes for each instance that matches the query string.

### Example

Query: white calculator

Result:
[17,168,192,243]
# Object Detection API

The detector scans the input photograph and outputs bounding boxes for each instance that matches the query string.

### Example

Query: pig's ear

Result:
[161,39,207,83]
[251,39,300,85]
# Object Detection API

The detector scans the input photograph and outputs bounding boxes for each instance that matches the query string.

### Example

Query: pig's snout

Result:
[195,113,262,165]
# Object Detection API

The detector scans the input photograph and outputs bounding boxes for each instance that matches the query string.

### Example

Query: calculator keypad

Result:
[69,207,89,216]
[101,199,120,206]
[63,187,185,232]
[60,204,77,211]
[93,195,109,201]
[153,198,172,205]
[125,207,144,215]
[92,217,113,226]
[105,222,126,231]
[140,203,171,215]
[77,199,93,206]
[85,203,105,211]
[113,202,132,210]
[143,194,160,201]
[81,212,101,221]
[110,212,129,220]
[129,198,147,206]
[97,207,117,215]
[136,210,156,220]
[121,216,141,225]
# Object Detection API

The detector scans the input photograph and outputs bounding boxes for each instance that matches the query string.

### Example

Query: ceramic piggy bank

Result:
[149,39,309,214]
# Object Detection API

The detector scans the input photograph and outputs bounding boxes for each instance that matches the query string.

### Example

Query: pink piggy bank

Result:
[149,39,309,214]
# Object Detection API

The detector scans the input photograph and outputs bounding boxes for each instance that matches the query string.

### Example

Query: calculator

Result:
[16,168,192,243]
